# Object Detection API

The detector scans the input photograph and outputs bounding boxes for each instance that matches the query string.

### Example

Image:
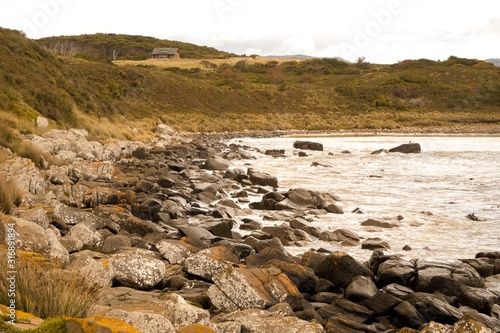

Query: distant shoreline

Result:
[192,129,500,141]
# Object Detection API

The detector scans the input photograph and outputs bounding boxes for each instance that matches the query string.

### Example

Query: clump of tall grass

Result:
[0,251,100,319]
[0,175,23,214]
[9,140,63,168]
[0,112,63,168]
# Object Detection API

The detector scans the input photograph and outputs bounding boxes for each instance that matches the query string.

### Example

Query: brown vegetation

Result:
[0,27,499,138]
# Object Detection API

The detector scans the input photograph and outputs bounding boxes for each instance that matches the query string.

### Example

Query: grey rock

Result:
[376,256,415,288]
[68,251,116,288]
[293,141,324,151]
[208,266,302,312]
[393,300,427,328]
[104,308,175,333]
[414,259,484,291]
[365,291,402,314]
[316,251,374,288]
[184,246,239,280]
[201,157,229,171]
[212,309,324,333]
[19,207,50,229]
[345,275,379,302]
[69,222,103,247]
[248,169,279,188]
[360,218,396,228]
[245,247,293,267]
[58,235,84,253]
[102,234,132,254]
[286,188,325,208]
[389,143,421,154]
[362,238,391,250]
[263,259,319,293]
[110,249,166,290]
[318,297,374,323]
[402,292,463,325]
[156,240,190,265]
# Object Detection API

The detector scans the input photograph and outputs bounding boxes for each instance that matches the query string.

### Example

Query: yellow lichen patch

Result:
[0,304,44,330]
[177,323,217,333]
[64,315,141,333]
[15,250,50,265]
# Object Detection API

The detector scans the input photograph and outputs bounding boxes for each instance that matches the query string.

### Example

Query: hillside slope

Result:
[37,33,238,62]
[1,27,500,140]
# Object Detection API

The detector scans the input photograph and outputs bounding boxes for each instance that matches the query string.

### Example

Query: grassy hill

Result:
[37,33,239,62]
[1,27,500,145]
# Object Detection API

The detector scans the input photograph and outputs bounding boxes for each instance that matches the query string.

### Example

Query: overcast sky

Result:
[1,0,499,64]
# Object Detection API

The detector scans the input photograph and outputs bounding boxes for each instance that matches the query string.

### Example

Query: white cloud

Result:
[0,0,499,63]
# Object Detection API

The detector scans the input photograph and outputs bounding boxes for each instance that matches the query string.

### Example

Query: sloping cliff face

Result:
[39,39,149,61]
[36,33,237,61]
[39,40,147,60]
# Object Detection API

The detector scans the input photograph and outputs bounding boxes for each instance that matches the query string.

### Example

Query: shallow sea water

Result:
[228,135,500,262]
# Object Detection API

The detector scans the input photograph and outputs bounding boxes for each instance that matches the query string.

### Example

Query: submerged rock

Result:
[389,143,421,154]
[293,141,324,151]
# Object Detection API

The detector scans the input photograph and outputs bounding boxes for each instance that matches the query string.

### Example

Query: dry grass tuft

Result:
[0,250,100,319]
[0,175,23,214]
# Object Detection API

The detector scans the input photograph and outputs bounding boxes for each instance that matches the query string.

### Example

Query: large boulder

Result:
[68,251,116,288]
[178,226,217,249]
[360,218,396,228]
[316,251,375,288]
[183,246,240,280]
[101,235,132,254]
[65,316,141,333]
[388,143,421,154]
[329,229,360,246]
[317,297,374,323]
[83,187,132,208]
[402,292,463,325]
[161,293,211,330]
[414,259,484,291]
[345,276,379,302]
[68,222,103,247]
[286,188,325,208]
[293,141,324,151]
[52,201,97,226]
[156,240,191,265]
[110,249,166,290]
[263,259,318,293]
[19,207,50,229]
[247,169,279,188]
[198,219,234,238]
[0,216,68,262]
[101,306,175,333]
[376,256,415,288]
[289,218,321,238]
[0,157,48,194]
[96,293,211,333]
[212,309,324,333]
[201,158,229,171]
[245,247,294,268]
[208,266,302,312]
[461,258,497,278]
[419,318,498,333]
[69,161,117,182]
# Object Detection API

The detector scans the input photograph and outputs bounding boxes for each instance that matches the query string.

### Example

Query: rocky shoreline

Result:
[0,127,499,333]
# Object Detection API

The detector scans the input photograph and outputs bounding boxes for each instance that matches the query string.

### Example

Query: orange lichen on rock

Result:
[64,316,141,333]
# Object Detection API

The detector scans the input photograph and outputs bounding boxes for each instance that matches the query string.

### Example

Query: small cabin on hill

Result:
[151,48,179,59]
